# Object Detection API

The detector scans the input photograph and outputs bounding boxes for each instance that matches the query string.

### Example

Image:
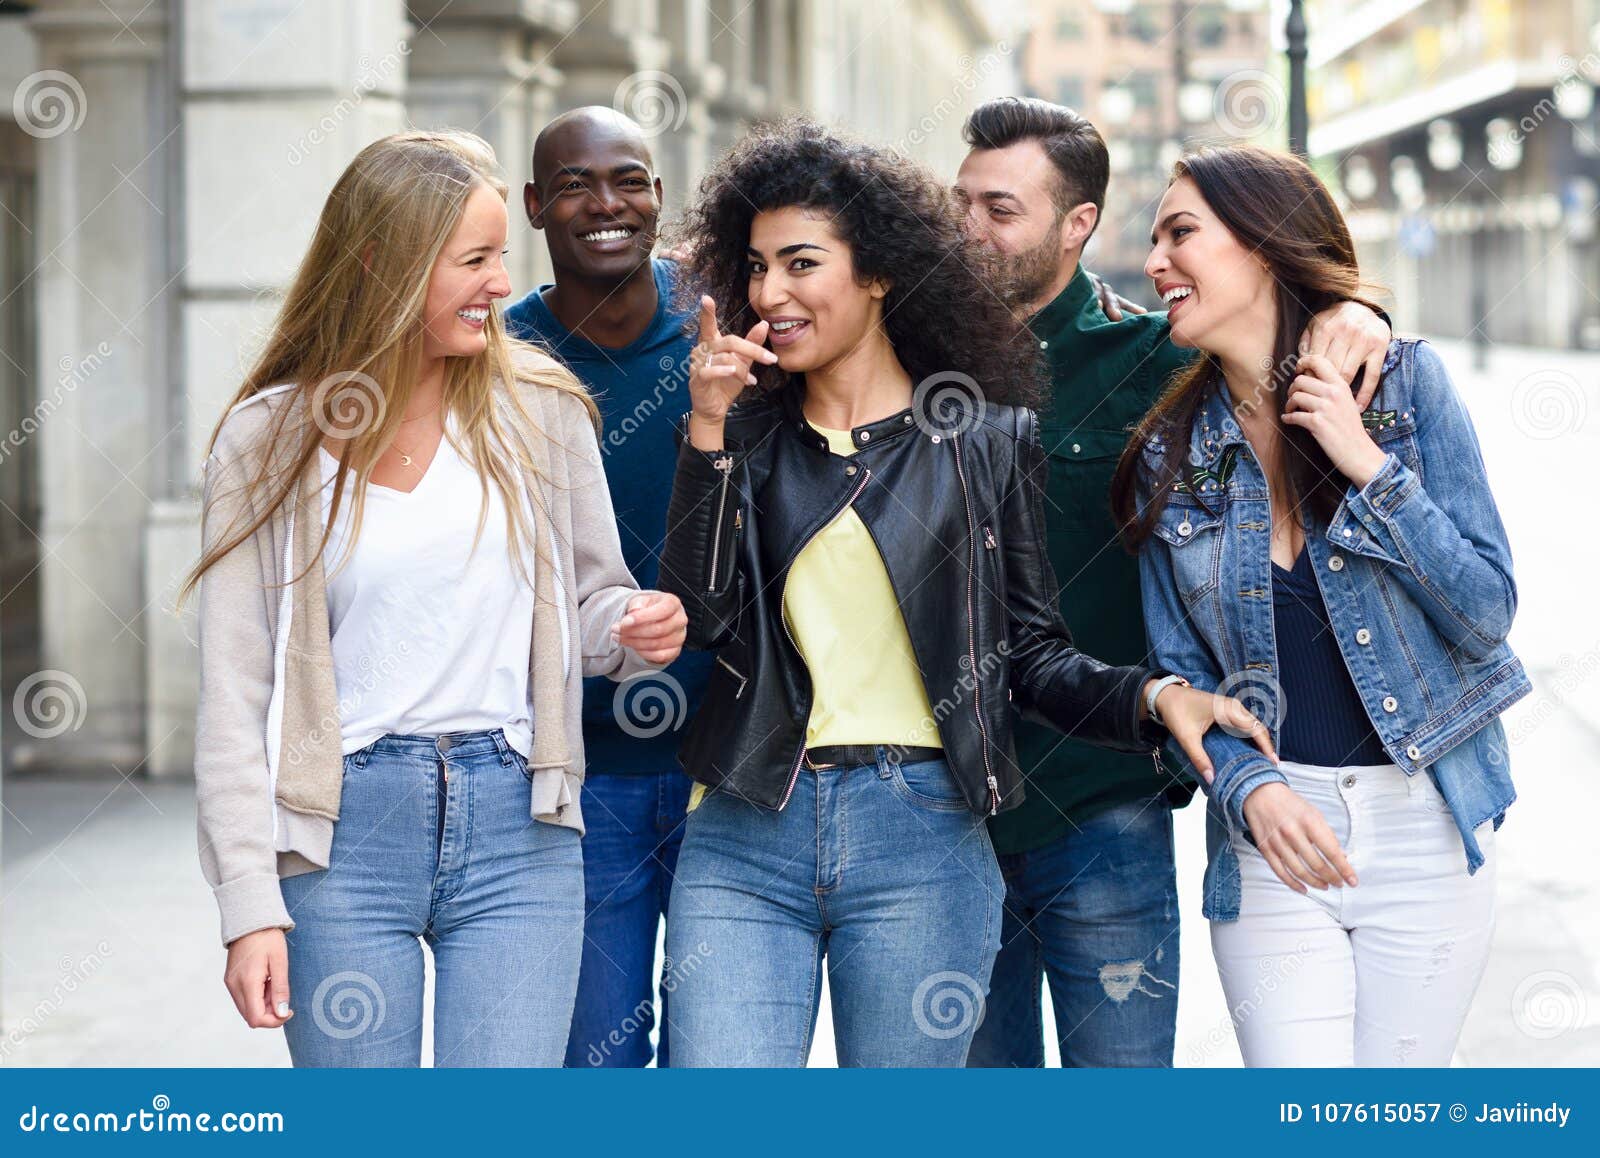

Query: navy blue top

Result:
[1271,547,1390,767]
[504,258,711,776]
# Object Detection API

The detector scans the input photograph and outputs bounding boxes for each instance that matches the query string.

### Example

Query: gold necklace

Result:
[394,407,441,468]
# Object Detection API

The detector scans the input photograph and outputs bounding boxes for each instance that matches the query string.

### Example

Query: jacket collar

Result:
[777,385,920,453]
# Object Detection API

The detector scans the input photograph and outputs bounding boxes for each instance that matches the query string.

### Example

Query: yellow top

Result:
[689,423,940,815]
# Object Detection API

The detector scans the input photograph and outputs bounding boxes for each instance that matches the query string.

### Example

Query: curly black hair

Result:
[670,117,1047,409]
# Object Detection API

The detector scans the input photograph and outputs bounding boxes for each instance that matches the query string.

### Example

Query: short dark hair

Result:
[962,97,1109,235]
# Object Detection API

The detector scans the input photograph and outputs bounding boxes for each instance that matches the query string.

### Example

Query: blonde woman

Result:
[180,130,686,1067]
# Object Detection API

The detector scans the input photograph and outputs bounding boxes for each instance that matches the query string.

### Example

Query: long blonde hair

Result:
[178,129,595,607]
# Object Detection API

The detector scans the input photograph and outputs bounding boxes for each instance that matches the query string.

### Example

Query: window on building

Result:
[1127,72,1160,112]
[1196,4,1227,48]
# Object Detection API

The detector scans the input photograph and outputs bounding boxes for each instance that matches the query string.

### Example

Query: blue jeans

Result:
[665,750,1004,1067]
[280,729,584,1067]
[966,798,1179,1067]
[564,768,689,1068]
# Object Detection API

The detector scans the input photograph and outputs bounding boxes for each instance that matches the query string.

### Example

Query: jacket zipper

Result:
[715,654,748,699]
[707,453,735,593]
[951,438,1000,815]
[776,466,873,810]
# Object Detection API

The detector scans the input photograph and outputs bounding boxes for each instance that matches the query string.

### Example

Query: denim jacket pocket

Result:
[1151,501,1225,603]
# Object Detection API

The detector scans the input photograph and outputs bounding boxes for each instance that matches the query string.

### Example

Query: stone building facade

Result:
[0,0,1015,778]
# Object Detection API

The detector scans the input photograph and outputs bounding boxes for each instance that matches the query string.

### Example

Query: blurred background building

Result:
[0,0,1017,783]
[4,0,1598,1067]
[1307,0,1600,348]
[1020,0,1275,296]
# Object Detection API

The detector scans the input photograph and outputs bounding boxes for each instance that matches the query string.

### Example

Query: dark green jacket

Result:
[991,266,1199,855]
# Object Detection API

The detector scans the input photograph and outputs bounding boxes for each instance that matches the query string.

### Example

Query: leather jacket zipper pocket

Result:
[715,654,748,699]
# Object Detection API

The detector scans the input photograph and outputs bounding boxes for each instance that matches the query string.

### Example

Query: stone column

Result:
[612,1,717,217]
[404,0,575,292]
[22,0,174,774]
[143,0,411,777]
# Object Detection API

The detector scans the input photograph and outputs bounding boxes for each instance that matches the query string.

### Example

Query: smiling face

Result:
[746,206,888,375]
[420,182,512,360]
[1144,175,1275,353]
[526,114,661,282]
[954,139,1095,309]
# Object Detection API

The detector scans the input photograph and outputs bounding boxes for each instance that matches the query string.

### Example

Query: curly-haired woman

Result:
[655,119,1265,1067]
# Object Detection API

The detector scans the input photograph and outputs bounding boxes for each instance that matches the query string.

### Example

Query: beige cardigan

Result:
[194,360,660,946]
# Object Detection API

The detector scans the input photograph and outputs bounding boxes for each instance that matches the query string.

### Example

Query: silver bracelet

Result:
[1144,675,1190,726]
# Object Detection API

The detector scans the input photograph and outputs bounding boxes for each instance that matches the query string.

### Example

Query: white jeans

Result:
[1210,759,1496,1067]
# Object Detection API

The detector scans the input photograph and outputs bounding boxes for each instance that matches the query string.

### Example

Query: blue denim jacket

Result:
[1136,339,1529,921]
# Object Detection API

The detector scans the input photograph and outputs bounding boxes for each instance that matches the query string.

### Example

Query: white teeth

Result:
[770,320,805,331]
[580,228,632,241]
[458,307,488,322]
[1162,286,1194,304]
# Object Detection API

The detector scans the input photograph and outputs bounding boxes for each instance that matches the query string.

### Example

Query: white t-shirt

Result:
[317,419,537,757]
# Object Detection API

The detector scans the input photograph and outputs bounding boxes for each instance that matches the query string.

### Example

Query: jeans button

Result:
[1342,774,1357,789]
[1355,628,1371,645]
[1406,744,1423,761]
[1382,695,1398,712]
[1328,554,1345,572]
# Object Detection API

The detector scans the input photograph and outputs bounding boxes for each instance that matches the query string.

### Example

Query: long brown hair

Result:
[178,130,595,607]
[1110,145,1385,549]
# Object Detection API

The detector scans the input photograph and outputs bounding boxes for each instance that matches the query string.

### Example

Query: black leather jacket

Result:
[659,390,1167,816]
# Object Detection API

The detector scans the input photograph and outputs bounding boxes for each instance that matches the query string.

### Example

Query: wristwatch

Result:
[1144,675,1191,726]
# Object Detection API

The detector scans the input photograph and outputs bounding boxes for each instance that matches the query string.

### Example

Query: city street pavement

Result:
[2,338,1597,1067]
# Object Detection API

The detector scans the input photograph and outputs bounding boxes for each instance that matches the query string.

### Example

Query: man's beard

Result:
[984,220,1064,309]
